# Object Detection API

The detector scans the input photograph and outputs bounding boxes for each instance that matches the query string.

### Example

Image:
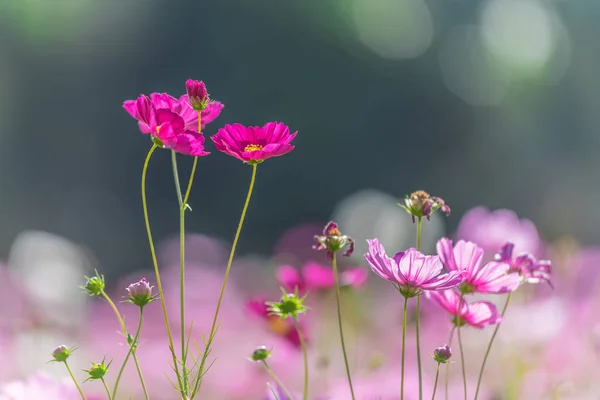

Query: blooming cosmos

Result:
[211,122,297,163]
[426,289,502,328]
[123,89,223,156]
[363,239,464,298]
[276,262,367,294]
[496,242,553,287]
[436,238,521,294]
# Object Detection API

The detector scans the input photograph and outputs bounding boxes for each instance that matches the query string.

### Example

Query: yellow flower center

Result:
[244,144,263,152]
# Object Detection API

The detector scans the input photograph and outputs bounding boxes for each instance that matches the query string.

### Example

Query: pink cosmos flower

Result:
[425,289,502,328]
[456,207,542,258]
[437,238,521,294]
[211,122,297,163]
[123,90,224,156]
[496,242,553,287]
[276,262,368,294]
[364,239,464,297]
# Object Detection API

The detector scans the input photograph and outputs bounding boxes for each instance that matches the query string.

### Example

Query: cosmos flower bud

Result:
[433,345,452,364]
[81,271,105,296]
[266,289,308,320]
[250,345,272,362]
[399,190,451,223]
[126,278,156,307]
[83,359,111,382]
[50,345,73,362]
[313,221,355,263]
[186,79,210,111]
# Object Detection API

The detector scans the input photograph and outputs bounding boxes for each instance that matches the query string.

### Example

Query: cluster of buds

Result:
[81,271,105,296]
[83,358,111,382]
[186,79,211,111]
[313,221,355,263]
[126,277,157,308]
[266,289,308,320]
[433,345,452,364]
[399,190,451,223]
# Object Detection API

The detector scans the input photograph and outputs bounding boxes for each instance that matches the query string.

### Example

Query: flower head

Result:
[211,122,296,164]
[433,345,452,364]
[496,242,553,287]
[125,278,156,307]
[81,271,105,296]
[50,345,73,363]
[364,239,464,298]
[437,238,521,294]
[83,359,111,382]
[266,290,308,320]
[250,345,272,362]
[276,262,367,294]
[426,289,502,328]
[185,79,210,111]
[399,190,451,223]
[313,221,355,263]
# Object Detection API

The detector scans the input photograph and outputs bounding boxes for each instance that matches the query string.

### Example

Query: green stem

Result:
[64,361,87,400]
[332,254,356,400]
[473,293,512,400]
[132,351,150,400]
[262,360,295,400]
[171,150,184,208]
[431,363,441,400]
[400,296,408,400]
[141,145,183,390]
[112,308,145,399]
[293,317,309,400]
[101,378,112,400]
[415,216,423,400]
[192,163,258,398]
[457,325,467,400]
[444,326,456,400]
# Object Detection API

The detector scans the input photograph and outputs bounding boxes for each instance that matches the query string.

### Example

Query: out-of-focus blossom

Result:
[276,262,367,294]
[456,207,542,257]
[496,242,553,287]
[437,238,521,294]
[0,373,101,400]
[211,122,296,164]
[399,190,451,222]
[426,289,502,328]
[313,222,355,263]
[364,239,464,297]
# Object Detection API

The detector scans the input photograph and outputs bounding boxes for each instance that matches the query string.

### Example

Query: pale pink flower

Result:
[425,289,502,328]
[437,238,521,294]
[0,373,101,400]
[364,239,464,297]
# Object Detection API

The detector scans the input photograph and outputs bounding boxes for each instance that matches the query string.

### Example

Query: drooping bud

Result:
[250,345,272,362]
[126,278,156,307]
[433,345,452,364]
[186,79,210,111]
[399,191,451,223]
[313,221,355,263]
[266,289,308,320]
[83,359,111,382]
[50,345,73,362]
[81,271,105,296]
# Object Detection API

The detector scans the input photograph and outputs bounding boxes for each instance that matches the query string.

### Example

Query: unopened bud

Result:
[433,345,452,364]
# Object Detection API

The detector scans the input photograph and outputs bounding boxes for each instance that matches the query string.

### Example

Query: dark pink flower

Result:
[211,122,296,164]
[276,262,367,294]
[496,242,553,287]
[364,239,464,298]
[437,238,521,294]
[426,289,502,328]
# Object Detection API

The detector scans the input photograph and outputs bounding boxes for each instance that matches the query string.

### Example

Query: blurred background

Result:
[0,0,599,399]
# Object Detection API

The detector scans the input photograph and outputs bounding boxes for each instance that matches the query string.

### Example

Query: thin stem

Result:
[332,254,356,400]
[100,291,148,399]
[262,360,295,400]
[400,296,408,400]
[141,145,183,389]
[415,216,423,400]
[112,308,145,400]
[293,317,309,400]
[444,326,456,400]
[473,293,512,400]
[171,150,184,208]
[431,363,441,400]
[64,361,87,400]
[457,325,467,400]
[192,163,258,397]
[132,351,150,400]
[101,378,112,400]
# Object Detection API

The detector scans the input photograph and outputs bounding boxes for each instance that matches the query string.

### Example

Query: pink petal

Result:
[276,265,304,292]
[470,261,521,293]
[302,262,335,290]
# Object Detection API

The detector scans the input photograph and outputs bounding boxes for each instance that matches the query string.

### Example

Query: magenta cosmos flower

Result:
[123,91,224,156]
[211,122,297,164]
[276,262,367,294]
[437,238,521,294]
[364,239,464,298]
[426,289,502,328]
[496,242,553,287]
